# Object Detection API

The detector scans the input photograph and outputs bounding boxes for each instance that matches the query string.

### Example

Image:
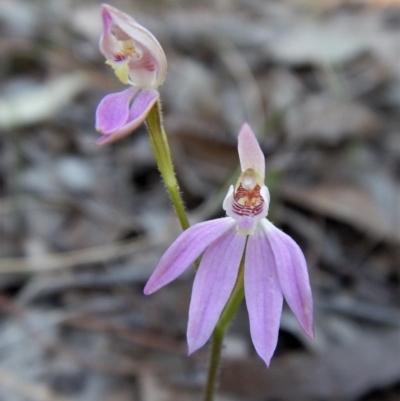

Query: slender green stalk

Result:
[145,100,190,231]
[203,256,245,401]
[203,328,224,401]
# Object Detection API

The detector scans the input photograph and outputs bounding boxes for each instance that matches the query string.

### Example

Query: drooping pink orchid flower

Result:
[95,4,167,145]
[144,123,314,366]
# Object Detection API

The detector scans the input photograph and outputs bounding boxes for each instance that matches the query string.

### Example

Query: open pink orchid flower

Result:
[95,4,167,145]
[144,123,314,366]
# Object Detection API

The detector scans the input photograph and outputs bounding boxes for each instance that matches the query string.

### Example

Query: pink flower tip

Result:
[95,4,166,144]
[238,123,265,182]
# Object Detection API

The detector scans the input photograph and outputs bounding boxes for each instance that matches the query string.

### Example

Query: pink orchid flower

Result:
[95,4,167,145]
[144,123,314,366]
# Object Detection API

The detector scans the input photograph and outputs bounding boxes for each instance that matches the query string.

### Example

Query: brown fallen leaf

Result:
[284,94,380,144]
[280,183,400,242]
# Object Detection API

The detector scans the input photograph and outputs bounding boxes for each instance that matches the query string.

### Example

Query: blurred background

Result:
[0,0,399,400]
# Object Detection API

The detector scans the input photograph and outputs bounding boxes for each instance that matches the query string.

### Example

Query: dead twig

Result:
[66,316,186,356]
[0,236,152,274]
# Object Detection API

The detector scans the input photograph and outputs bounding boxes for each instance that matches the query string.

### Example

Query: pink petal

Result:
[95,88,159,146]
[187,228,246,354]
[264,220,314,339]
[126,47,159,88]
[245,223,283,366]
[100,4,167,88]
[100,6,118,60]
[102,6,113,35]
[238,123,265,182]
[144,218,236,295]
[95,87,137,134]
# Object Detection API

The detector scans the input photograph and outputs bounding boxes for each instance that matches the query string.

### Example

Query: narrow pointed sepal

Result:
[95,88,159,145]
[187,228,246,354]
[262,219,314,340]
[238,123,265,182]
[144,218,236,295]
[245,223,283,366]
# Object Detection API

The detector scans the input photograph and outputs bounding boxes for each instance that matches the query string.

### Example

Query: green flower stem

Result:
[146,99,190,231]
[203,256,245,401]
[203,329,224,401]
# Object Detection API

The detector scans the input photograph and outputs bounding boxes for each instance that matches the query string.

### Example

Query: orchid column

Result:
[95,4,189,230]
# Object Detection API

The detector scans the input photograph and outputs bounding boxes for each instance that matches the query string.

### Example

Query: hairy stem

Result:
[146,99,190,231]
